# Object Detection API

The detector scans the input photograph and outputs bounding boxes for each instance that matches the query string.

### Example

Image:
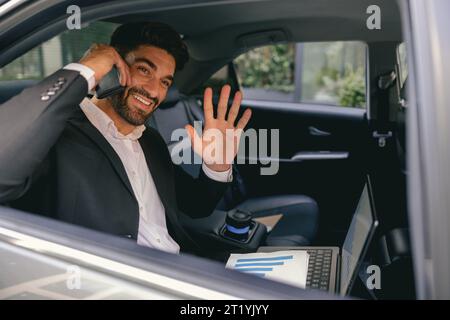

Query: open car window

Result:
[0,0,421,301]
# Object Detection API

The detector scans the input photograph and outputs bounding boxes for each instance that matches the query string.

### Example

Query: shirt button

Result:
[156,239,161,243]
[139,206,144,211]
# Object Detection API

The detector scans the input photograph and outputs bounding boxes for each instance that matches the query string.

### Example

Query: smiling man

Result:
[0,22,251,255]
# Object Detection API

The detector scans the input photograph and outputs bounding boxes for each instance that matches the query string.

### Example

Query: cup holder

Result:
[220,209,258,243]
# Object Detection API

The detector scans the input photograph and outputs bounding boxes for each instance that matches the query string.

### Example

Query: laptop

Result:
[258,176,378,295]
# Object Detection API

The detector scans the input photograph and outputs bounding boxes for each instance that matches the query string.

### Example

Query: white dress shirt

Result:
[65,63,232,254]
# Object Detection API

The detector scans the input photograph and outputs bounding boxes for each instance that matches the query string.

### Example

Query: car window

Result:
[0,21,117,81]
[233,41,367,108]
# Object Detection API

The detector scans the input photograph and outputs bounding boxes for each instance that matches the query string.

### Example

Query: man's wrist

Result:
[63,63,96,91]
[202,163,233,182]
[204,163,231,172]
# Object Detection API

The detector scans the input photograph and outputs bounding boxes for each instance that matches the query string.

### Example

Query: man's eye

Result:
[162,80,171,88]
[137,66,149,74]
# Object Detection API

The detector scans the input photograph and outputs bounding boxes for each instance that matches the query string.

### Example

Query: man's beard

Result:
[108,87,159,126]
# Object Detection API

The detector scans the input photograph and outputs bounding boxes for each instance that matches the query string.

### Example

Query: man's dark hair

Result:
[110,22,189,71]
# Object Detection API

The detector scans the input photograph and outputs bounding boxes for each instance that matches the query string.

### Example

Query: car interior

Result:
[0,0,414,299]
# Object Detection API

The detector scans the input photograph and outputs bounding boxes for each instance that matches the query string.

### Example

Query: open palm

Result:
[185,85,252,172]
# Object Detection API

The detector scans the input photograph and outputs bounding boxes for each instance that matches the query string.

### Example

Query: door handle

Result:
[309,126,331,137]
[291,151,349,161]
[236,151,349,163]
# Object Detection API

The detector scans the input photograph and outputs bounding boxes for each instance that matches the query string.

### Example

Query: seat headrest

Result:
[158,84,180,109]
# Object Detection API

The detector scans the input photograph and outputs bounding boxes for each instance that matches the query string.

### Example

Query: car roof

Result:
[106,0,402,59]
[0,0,402,93]
[105,0,402,92]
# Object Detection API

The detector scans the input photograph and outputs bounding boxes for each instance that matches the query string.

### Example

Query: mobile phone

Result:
[95,66,125,99]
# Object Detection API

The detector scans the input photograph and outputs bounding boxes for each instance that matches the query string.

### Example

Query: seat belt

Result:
[372,71,396,147]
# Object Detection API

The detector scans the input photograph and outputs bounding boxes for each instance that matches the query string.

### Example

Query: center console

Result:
[179,209,267,261]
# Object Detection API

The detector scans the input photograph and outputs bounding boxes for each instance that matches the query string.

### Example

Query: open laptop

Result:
[258,176,378,295]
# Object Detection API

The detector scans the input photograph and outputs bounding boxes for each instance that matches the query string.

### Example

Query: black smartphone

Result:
[95,66,125,99]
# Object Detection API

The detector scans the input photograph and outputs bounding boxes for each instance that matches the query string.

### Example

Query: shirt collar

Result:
[80,98,146,141]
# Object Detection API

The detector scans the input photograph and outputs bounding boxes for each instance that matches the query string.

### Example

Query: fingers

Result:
[203,85,246,127]
[216,85,231,120]
[203,87,214,122]
[227,90,242,124]
[185,124,203,156]
[236,108,252,130]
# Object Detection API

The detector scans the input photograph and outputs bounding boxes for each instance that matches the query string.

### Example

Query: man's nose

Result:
[141,78,159,98]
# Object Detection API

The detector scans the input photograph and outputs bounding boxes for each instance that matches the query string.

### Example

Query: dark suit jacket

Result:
[0,69,229,254]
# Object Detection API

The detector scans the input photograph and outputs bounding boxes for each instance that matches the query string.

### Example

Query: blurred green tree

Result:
[234,42,366,108]
[235,44,295,93]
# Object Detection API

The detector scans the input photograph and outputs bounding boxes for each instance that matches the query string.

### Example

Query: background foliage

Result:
[234,42,366,108]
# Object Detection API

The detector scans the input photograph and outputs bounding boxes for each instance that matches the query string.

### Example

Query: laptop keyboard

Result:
[306,249,333,291]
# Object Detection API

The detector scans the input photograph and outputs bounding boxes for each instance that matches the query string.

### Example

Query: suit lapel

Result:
[68,112,136,201]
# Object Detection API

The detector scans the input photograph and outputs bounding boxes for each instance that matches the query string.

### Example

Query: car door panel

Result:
[236,99,369,243]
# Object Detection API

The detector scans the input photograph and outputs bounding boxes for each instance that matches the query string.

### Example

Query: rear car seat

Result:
[147,86,319,246]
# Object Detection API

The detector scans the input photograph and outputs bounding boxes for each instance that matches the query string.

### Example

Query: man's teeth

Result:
[133,94,151,106]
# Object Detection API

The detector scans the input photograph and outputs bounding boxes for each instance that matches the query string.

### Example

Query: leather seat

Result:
[236,195,318,246]
[148,86,319,245]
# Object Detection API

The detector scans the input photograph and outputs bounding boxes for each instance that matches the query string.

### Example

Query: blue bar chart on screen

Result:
[226,251,309,288]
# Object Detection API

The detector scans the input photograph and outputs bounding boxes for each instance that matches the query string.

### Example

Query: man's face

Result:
[109,45,176,126]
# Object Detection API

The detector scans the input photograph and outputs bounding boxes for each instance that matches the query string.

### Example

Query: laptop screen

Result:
[339,181,378,295]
